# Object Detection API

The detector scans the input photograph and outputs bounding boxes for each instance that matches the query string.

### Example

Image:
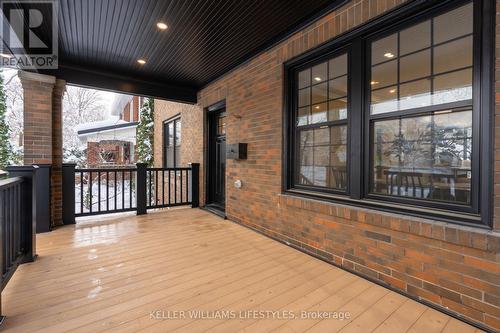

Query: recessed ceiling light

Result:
[314,77,322,82]
[384,52,395,58]
[315,105,320,110]
[389,89,396,94]
[157,22,168,30]
[0,53,11,58]
[137,59,146,65]
[370,81,379,85]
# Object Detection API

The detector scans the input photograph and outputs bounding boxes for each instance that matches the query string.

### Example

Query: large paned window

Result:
[163,117,181,168]
[286,0,493,226]
[296,53,348,190]
[370,3,473,204]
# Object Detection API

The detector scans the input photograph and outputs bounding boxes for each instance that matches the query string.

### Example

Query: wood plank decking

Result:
[0,208,483,332]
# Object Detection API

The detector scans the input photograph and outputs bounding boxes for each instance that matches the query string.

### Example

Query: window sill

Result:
[279,189,499,252]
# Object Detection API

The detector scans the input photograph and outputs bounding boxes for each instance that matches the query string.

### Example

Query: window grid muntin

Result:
[295,52,348,191]
[297,125,347,190]
[370,9,473,115]
[297,54,348,127]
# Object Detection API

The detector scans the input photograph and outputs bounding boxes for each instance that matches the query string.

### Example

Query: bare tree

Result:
[63,86,107,160]
[63,87,106,124]
[3,70,23,145]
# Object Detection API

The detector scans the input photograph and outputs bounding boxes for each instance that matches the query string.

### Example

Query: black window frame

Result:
[283,0,494,228]
[292,47,351,195]
[163,115,181,168]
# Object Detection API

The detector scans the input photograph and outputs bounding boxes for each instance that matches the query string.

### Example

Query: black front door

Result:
[207,110,226,211]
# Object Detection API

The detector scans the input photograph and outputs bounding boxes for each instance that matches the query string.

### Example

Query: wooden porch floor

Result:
[1,208,483,333]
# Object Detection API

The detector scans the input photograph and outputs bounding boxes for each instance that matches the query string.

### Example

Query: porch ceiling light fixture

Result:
[137,59,146,65]
[157,22,168,30]
[384,52,395,58]
[370,81,379,85]
[314,76,322,82]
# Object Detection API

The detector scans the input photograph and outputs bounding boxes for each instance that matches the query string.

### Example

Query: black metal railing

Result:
[0,178,24,288]
[62,163,199,222]
[74,167,137,216]
[0,169,36,291]
[146,167,192,209]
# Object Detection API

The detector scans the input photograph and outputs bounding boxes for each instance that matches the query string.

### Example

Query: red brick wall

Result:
[193,0,500,330]
[19,72,55,165]
[120,97,141,123]
[123,103,131,122]
[154,100,205,204]
[87,142,99,166]
[120,96,141,123]
[87,140,134,167]
[133,96,140,122]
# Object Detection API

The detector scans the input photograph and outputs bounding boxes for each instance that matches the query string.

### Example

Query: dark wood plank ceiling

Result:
[40,0,347,101]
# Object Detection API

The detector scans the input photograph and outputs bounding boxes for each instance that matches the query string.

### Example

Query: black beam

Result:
[136,163,147,215]
[38,63,198,104]
[62,164,76,225]
[190,163,200,208]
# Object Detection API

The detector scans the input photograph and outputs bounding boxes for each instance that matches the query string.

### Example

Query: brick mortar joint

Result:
[278,193,500,247]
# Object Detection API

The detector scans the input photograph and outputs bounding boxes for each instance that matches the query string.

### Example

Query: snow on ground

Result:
[75,180,136,214]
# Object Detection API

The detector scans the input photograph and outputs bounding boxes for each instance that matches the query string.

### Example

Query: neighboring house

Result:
[76,117,138,167]
[112,94,144,123]
[77,95,144,167]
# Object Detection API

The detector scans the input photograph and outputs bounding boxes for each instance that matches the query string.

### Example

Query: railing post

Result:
[62,164,76,224]
[24,166,37,263]
[5,165,37,263]
[8,165,51,234]
[190,163,200,208]
[31,165,51,233]
[136,163,147,215]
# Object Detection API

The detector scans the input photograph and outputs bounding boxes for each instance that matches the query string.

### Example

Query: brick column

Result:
[19,71,56,165]
[19,71,65,228]
[51,79,66,226]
